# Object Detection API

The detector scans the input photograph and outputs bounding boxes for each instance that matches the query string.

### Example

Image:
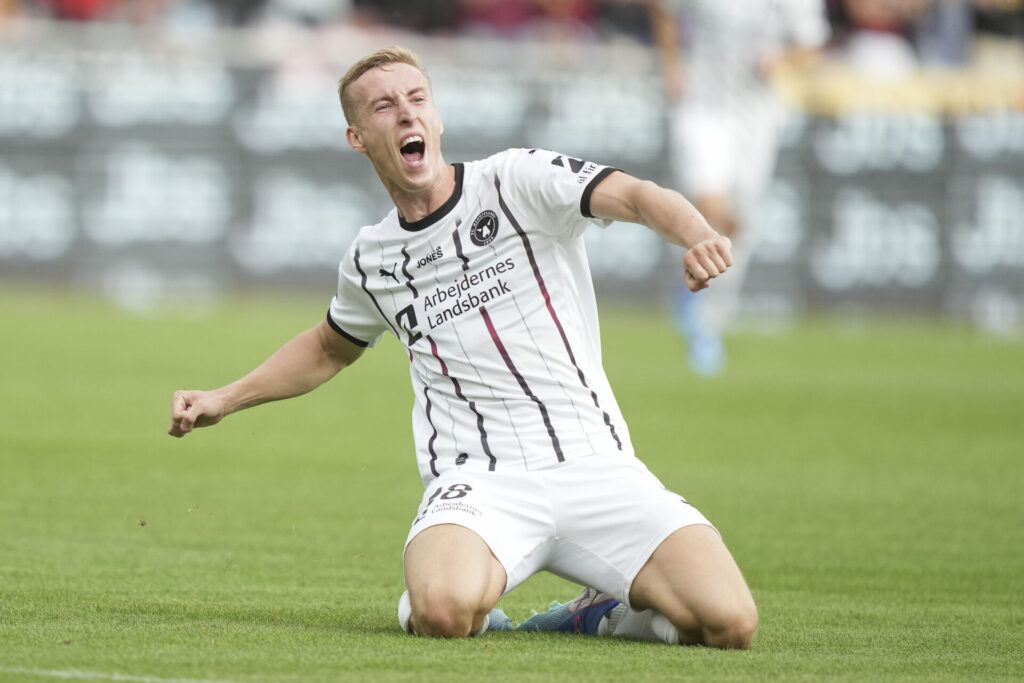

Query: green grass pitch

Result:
[1,288,1022,682]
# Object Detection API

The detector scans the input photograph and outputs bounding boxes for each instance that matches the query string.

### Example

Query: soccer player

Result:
[649,0,830,374]
[167,46,757,648]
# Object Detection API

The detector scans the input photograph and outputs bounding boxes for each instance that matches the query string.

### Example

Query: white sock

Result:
[397,590,414,634]
[598,605,679,644]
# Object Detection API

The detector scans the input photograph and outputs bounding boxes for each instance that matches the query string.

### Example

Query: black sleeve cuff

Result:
[326,310,369,347]
[580,167,619,218]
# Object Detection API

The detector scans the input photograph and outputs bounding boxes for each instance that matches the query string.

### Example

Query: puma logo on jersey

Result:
[379,265,399,283]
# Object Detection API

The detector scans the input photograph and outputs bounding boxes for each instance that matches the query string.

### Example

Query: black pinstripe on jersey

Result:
[494,176,623,451]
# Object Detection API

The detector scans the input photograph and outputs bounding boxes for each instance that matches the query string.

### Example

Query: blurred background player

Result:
[649,0,830,375]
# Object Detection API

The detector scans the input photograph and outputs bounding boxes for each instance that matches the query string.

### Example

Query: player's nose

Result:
[396,99,415,123]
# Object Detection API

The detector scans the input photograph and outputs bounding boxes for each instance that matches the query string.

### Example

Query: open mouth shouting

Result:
[400,134,426,167]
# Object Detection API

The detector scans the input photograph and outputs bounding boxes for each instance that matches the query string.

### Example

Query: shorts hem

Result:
[403,515,518,592]
[619,519,719,610]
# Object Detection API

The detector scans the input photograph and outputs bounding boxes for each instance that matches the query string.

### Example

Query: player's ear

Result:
[347,126,366,154]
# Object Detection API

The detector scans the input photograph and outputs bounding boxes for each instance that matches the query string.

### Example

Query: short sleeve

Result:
[326,240,388,348]
[499,148,617,241]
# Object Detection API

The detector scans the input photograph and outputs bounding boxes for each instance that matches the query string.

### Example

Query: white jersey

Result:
[666,0,829,200]
[670,0,830,106]
[328,148,634,485]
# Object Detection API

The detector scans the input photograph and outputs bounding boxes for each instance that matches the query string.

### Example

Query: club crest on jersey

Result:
[470,210,499,247]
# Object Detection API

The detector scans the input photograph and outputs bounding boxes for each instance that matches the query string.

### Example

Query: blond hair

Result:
[338,46,429,125]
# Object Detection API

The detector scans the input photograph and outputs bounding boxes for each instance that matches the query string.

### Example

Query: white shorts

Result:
[403,454,714,607]
[669,98,785,204]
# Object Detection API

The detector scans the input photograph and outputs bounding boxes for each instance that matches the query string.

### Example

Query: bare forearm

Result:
[621,179,719,248]
[168,321,363,438]
[214,325,350,416]
[589,171,732,292]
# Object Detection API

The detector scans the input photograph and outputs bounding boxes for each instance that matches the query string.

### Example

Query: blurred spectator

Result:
[457,0,598,40]
[973,0,1024,39]
[35,0,121,20]
[457,0,541,37]
[260,0,349,27]
[594,0,653,42]
[1,0,23,18]
[214,0,267,25]
[835,0,930,78]
[534,0,598,41]
[356,0,460,33]
[116,0,204,24]
[914,0,974,67]
[970,0,1024,84]
[828,1,1024,73]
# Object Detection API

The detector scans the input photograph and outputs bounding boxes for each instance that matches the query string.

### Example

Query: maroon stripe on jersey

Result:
[494,178,623,451]
[423,385,440,478]
[353,245,401,339]
[427,335,496,471]
[452,223,470,271]
[480,305,564,462]
[400,246,419,298]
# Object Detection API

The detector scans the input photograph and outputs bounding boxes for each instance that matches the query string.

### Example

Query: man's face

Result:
[346,63,446,195]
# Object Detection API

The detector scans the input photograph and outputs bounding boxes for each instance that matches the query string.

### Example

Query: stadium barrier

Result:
[1,21,1022,333]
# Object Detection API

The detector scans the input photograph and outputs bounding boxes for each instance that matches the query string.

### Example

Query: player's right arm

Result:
[588,170,732,292]
[167,319,364,438]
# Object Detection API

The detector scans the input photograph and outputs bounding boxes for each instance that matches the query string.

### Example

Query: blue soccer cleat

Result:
[517,587,620,634]
[486,607,514,632]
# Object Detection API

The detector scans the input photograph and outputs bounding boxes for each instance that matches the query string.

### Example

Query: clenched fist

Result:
[168,389,228,438]
[683,235,733,292]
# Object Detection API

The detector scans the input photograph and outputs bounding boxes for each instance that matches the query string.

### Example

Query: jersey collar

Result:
[398,163,464,232]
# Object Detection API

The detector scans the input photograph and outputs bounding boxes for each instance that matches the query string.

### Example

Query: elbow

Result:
[628,180,663,223]
[635,181,687,244]
[316,322,365,374]
[634,179,662,205]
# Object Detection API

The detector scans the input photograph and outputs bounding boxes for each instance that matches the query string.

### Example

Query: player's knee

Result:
[413,609,472,638]
[703,602,758,650]
[408,593,478,638]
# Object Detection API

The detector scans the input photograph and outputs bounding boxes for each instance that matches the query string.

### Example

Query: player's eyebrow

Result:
[367,95,394,110]
[367,87,427,111]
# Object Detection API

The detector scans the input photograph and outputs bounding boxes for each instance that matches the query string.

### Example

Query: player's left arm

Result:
[588,170,733,291]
